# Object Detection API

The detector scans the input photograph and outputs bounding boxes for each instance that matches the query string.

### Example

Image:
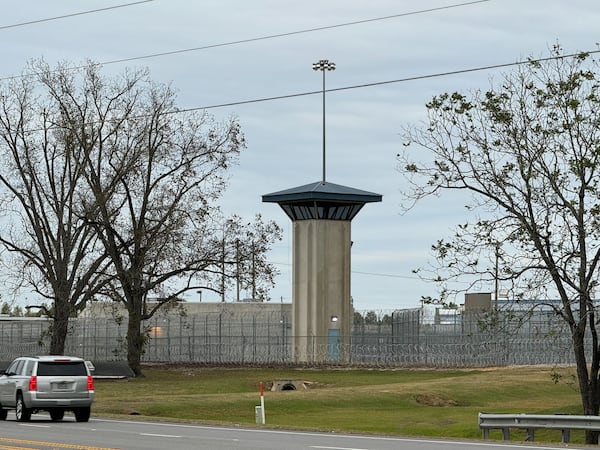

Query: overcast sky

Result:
[2,0,599,311]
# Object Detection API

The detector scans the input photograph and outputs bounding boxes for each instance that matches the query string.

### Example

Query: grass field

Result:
[93,365,585,444]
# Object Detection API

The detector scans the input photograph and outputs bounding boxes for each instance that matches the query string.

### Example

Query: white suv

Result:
[0,356,94,422]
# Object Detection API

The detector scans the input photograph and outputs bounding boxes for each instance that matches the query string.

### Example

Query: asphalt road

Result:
[0,413,588,449]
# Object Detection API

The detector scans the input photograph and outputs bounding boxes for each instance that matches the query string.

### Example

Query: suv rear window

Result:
[36,361,87,376]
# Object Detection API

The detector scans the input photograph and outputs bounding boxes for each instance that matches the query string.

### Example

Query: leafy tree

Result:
[380,314,392,326]
[364,311,378,325]
[353,311,364,327]
[34,61,280,376]
[0,60,111,354]
[399,47,600,443]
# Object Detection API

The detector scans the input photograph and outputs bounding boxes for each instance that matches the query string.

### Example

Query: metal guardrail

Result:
[479,413,600,443]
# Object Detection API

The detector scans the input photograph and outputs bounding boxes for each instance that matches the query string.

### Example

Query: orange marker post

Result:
[259,381,266,424]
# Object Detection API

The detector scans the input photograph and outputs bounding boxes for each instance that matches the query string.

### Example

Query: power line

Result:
[0,0,491,84]
[352,270,422,281]
[96,0,491,67]
[10,49,599,135]
[0,0,154,31]
[178,49,600,111]
[272,261,466,282]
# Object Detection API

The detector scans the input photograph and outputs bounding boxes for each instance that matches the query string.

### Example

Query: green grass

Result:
[93,365,584,443]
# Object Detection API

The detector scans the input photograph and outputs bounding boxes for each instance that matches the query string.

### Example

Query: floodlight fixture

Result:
[312,59,336,72]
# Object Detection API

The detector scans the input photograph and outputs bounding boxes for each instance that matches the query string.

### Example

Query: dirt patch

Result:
[414,393,458,407]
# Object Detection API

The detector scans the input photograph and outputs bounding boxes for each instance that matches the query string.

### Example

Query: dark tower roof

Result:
[262,181,382,221]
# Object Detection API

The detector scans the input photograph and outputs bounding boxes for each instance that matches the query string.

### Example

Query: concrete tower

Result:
[263,181,381,363]
[263,59,382,363]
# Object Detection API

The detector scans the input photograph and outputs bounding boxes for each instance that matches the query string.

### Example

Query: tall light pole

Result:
[312,59,335,185]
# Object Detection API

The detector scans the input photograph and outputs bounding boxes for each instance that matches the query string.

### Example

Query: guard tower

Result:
[263,59,382,363]
[263,182,381,362]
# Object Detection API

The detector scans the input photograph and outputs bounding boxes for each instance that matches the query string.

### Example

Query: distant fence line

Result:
[0,307,579,367]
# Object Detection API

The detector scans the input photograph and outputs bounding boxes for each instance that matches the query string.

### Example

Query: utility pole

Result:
[494,243,500,310]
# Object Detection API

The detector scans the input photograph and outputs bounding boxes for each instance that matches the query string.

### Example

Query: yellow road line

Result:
[0,437,119,449]
[0,445,37,450]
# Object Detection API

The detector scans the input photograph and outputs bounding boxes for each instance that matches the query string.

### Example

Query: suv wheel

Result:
[50,409,64,421]
[15,394,31,422]
[74,407,90,422]
[0,408,7,420]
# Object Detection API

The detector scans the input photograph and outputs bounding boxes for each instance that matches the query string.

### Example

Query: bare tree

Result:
[222,214,283,302]
[399,47,600,443]
[34,61,280,376]
[0,66,110,354]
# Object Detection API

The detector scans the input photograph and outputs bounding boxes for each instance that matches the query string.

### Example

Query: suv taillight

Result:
[29,376,37,391]
[87,376,94,391]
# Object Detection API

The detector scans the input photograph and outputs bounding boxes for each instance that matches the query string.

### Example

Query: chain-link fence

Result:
[0,307,581,367]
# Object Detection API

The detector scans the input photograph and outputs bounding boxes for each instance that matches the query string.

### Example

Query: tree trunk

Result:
[49,300,70,355]
[126,306,145,377]
[572,330,600,444]
[582,379,600,444]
